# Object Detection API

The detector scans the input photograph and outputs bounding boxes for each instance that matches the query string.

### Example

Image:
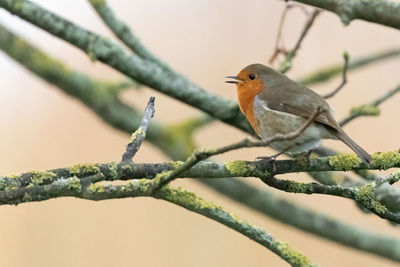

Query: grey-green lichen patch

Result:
[371,151,400,170]
[123,178,152,193]
[355,183,387,214]
[162,186,221,210]
[30,171,56,186]
[169,160,184,169]
[108,162,119,180]
[89,183,105,193]
[225,160,254,177]
[286,181,314,194]
[68,163,100,176]
[328,154,362,171]
[67,177,82,191]
[275,241,314,267]
[129,129,145,143]
[350,104,380,117]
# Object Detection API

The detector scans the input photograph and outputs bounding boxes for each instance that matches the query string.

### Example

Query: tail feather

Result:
[336,130,371,163]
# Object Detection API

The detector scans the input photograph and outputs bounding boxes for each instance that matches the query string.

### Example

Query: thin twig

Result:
[269,4,293,64]
[121,97,155,162]
[323,52,349,99]
[340,84,400,126]
[278,9,322,73]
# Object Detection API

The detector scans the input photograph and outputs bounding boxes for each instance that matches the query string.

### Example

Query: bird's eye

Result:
[249,74,256,80]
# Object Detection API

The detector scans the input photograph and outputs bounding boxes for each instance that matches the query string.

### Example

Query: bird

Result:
[226,63,371,163]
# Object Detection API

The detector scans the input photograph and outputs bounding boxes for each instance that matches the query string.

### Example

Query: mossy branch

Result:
[87,0,170,70]
[2,0,400,263]
[2,150,400,222]
[292,0,400,30]
[1,173,316,266]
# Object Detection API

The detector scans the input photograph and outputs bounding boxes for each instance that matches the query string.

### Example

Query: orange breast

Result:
[236,79,265,135]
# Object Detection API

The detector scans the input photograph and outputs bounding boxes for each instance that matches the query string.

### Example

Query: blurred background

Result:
[1,0,400,266]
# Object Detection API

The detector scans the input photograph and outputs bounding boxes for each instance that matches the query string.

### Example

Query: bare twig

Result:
[278,9,322,73]
[121,97,155,162]
[323,52,349,99]
[269,4,294,64]
[298,48,400,86]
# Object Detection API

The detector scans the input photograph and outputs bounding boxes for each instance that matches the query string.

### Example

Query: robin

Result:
[226,63,371,163]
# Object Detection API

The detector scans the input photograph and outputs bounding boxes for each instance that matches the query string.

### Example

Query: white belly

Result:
[253,96,336,155]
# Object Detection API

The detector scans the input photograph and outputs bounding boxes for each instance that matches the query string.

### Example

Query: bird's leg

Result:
[295,149,314,165]
[256,147,292,173]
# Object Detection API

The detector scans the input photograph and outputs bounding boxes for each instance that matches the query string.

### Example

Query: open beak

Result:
[225,76,240,84]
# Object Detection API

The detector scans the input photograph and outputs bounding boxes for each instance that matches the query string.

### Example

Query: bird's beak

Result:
[225,76,240,84]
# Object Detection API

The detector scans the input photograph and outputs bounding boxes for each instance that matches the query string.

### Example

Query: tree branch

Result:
[290,0,400,30]
[0,0,250,133]
[322,52,349,99]
[121,97,155,162]
[298,47,400,86]
[2,1,400,262]
[340,84,400,126]
[0,175,315,266]
[278,8,321,73]
[87,0,170,70]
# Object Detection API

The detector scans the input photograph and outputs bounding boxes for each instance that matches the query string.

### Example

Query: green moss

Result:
[67,177,82,191]
[129,129,144,143]
[371,151,400,170]
[328,154,362,171]
[162,187,219,210]
[355,183,387,214]
[30,171,56,185]
[169,161,184,169]
[276,241,314,267]
[89,183,105,193]
[225,160,254,176]
[350,104,380,117]
[123,178,152,193]
[68,163,100,176]
[108,162,119,180]
[286,181,313,194]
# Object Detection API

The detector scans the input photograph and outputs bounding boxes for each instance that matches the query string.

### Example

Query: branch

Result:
[290,0,400,30]
[3,150,400,220]
[299,47,400,86]
[121,97,155,162]
[0,24,194,158]
[0,0,250,133]
[0,177,315,266]
[340,84,400,126]
[322,52,349,99]
[278,9,321,73]
[87,0,170,70]
[202,178,400,262]
[3,1,400,262]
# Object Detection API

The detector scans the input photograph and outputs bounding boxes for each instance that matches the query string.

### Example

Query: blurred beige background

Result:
[1,0,400,266]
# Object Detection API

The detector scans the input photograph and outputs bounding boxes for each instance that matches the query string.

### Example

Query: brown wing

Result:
[257,72,341,131]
